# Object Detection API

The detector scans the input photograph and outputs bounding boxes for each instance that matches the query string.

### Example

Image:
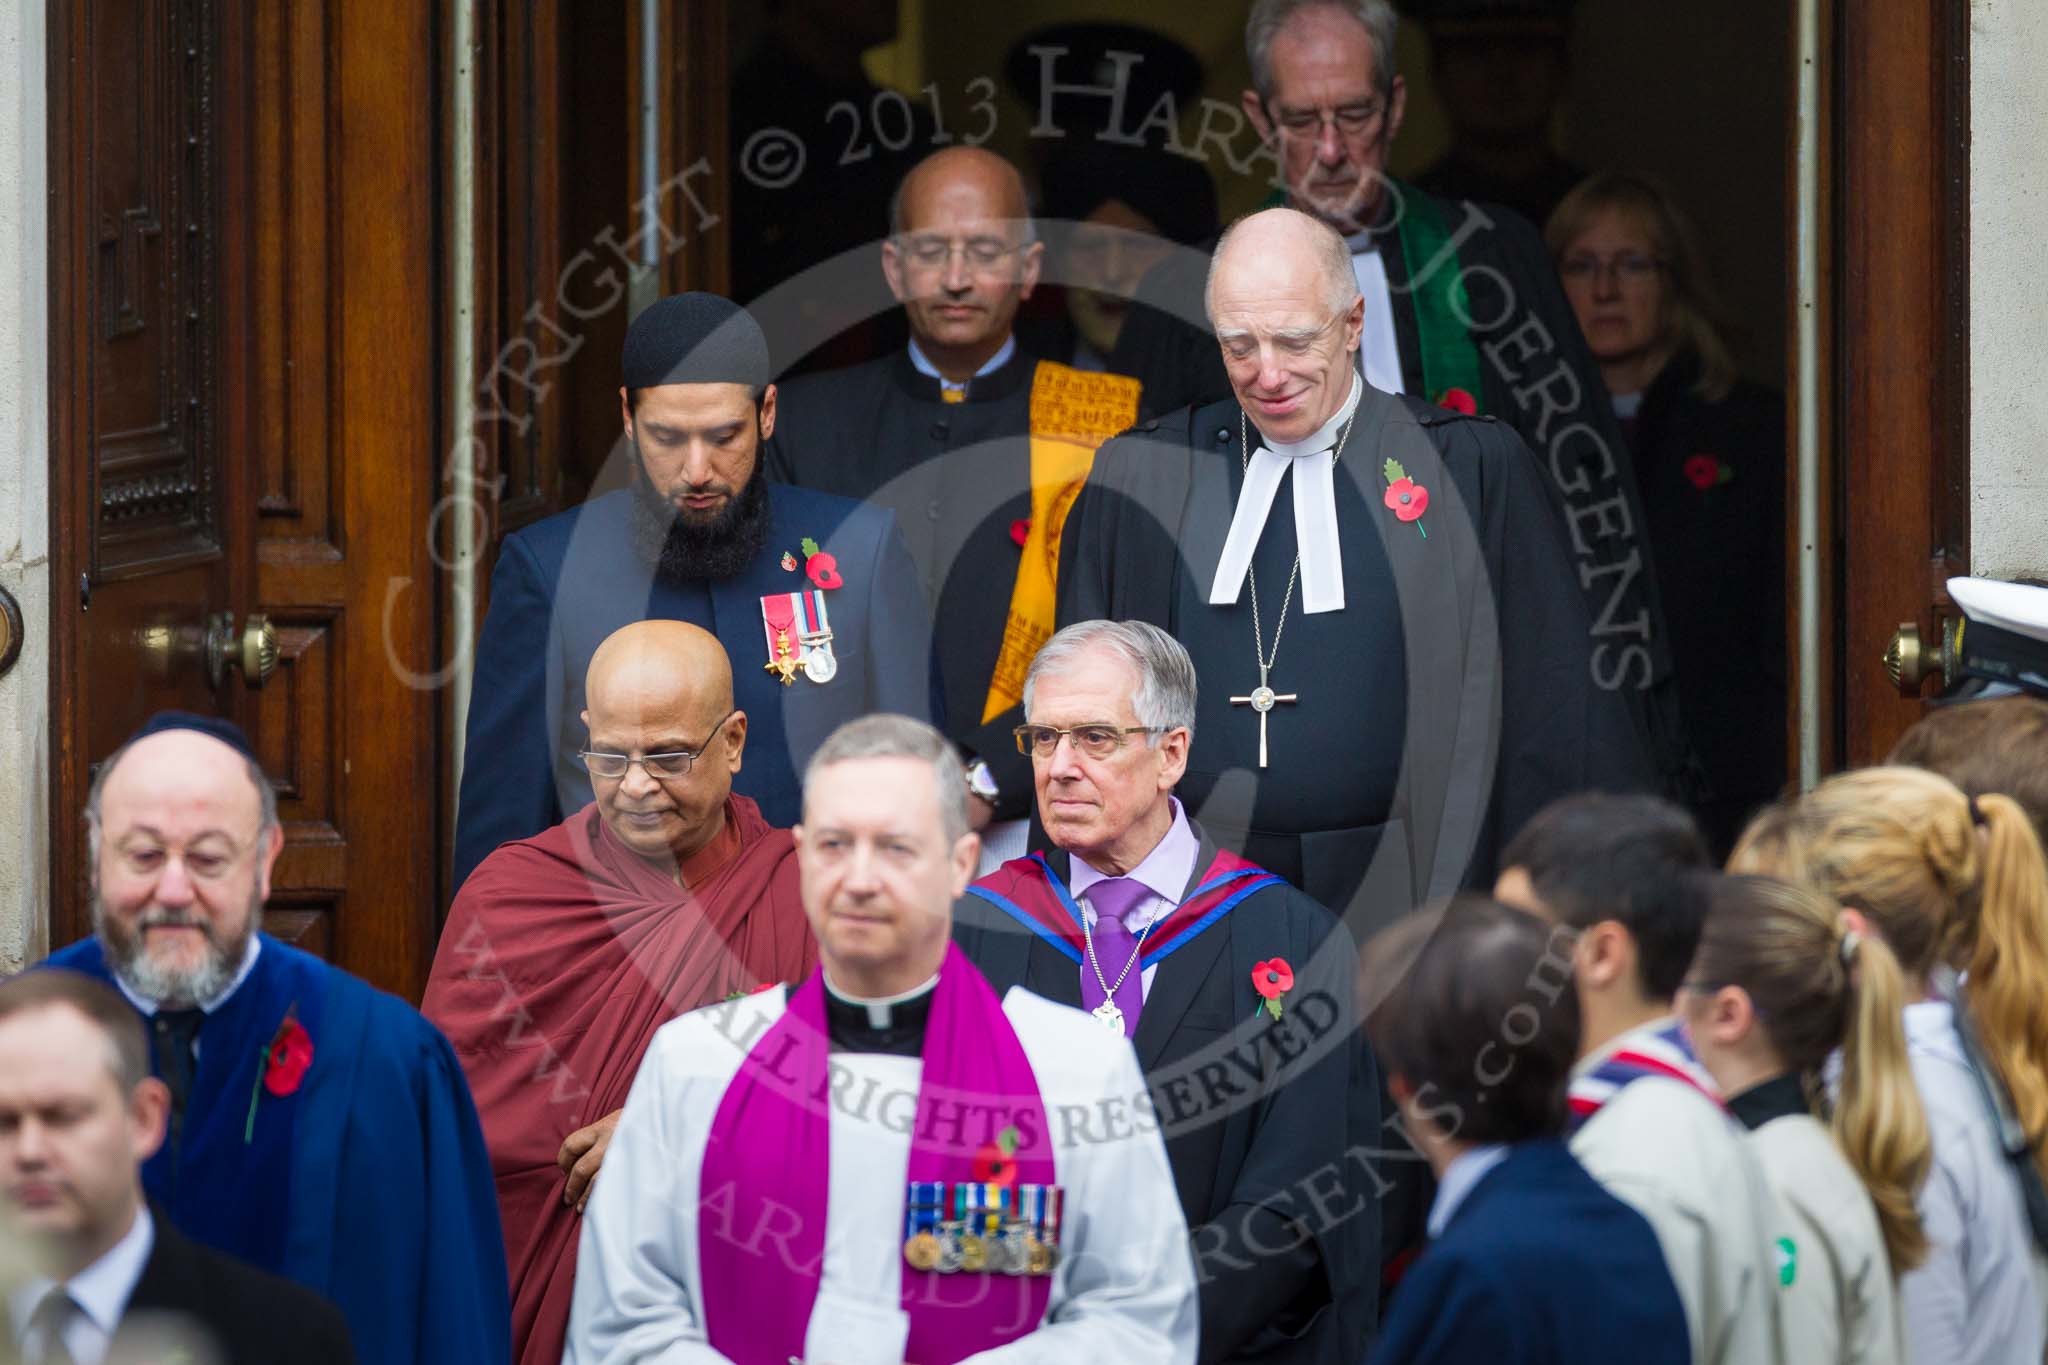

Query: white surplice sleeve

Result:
[963,992,1199,1364]
[564,1006,757,1365]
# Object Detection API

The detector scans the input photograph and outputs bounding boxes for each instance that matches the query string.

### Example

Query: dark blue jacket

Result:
[1366,1139,1690,1365]
[453,483,934,890]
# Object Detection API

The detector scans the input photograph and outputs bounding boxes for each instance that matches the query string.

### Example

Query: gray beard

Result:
[94,896,258,1009]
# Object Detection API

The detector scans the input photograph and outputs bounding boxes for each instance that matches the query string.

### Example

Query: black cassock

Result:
[768,346,1044,819]
[1109,183,1699,808]
[1057,386,1650,928]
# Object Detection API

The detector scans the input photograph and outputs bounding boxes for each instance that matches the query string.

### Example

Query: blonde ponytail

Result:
[1832,927,1933,1271]
[1956,793,2048,1187]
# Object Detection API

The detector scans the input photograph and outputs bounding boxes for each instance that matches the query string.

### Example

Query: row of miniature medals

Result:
[902,1181,1064,1277]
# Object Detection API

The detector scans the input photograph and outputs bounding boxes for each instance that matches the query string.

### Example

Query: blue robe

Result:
[44,934,510,1365]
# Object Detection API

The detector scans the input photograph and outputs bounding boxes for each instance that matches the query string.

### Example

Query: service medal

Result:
[958,1234,988,1272]
[792,589,837,685]
[759,594,801,686]
[904,1231,942,1272]
[1026,1238,1053,1275]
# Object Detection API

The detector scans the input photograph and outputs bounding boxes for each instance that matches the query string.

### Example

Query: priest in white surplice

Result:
[565,714,1198,1364]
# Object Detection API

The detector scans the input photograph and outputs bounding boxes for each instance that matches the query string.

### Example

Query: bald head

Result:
[581,621,749,865]
[1206,208,1359,323]
[890,147,1033,240]
[586,619,734,724]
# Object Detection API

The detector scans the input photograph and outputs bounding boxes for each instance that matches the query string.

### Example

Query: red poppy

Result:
[1252,959,1294,1000]
[1436,387,1478,415]
[1683,455,1721,491]
[972,1139,1018,1188]
[1009,518,1032,548]
[1383,478,1429,522]
[263,1016,314,1097]
[805,551,843,590]
[780,551,797,573]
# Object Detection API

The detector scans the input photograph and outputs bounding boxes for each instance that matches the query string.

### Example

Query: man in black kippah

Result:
[455,292,934,891]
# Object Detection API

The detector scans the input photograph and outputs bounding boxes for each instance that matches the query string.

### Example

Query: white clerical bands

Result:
[1208,371,1363,616]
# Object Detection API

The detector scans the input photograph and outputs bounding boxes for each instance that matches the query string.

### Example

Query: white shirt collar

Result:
[1068,798,1196,929]
[1426,1143,1509,1238]
[1208,369,1361,615]
[110,932,263,1018]
[11,1205,155,1360]
[823,970,939,1029]
[907,335,1016,393]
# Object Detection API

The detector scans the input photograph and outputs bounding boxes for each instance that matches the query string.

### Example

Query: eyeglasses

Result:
[1218,311,1345,365]
[1013,723,1166,760]
[895,235,1026,272]
[1270,98,1389,140]
[1557,252,1665,284]
[580,710,736,780]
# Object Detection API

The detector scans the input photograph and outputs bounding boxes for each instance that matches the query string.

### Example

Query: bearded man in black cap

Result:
[454,292,933,891]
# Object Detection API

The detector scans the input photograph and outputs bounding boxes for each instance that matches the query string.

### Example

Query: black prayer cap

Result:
[620,292,772,391]
[124,710,259,764]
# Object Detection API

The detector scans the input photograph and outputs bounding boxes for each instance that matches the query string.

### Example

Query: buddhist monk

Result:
[423,619,816,1365]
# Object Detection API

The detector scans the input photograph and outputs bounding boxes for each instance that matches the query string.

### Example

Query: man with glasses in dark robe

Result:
[425,619,816,1365]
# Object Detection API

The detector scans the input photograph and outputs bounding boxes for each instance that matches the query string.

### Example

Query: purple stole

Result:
[965,849,1284,970]
[697,942,1054,1363]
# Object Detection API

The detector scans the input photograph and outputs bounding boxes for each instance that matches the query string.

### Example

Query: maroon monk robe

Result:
[422,793,815,1365]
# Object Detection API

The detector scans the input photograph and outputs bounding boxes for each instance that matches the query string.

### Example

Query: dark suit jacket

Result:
[453,482,935,890]
[1365,1140,1690,1365]
[954,830,1380,1364]
[115,1213,356,1364]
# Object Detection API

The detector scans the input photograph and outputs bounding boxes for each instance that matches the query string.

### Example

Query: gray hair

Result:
[803,714,970,843]
[1246,0,1400,102]
[1206,208,1362,323]
[83,738,279,863]
[1023,620,1197,743]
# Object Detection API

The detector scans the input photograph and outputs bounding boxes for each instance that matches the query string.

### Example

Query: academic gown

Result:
[953,833,1381,1365]
[766,345,1068,820]
[564,983,1200,1361]
[42,935,509,1365]
[453,482,935,891]
[1056,387,1649,930]
[1108,183,1696,802]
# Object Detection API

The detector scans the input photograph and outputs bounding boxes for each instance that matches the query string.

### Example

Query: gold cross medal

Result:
[759,593,801,686]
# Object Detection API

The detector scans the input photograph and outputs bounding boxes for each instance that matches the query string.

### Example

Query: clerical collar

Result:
[907,335,1016,399]
[822,971,938,1056]
[109,932,263,1018]
[1209,369,1362,616]
[1611,390,1644,420]
[1725,1072,1810,1132]
[1342,227,1382,257]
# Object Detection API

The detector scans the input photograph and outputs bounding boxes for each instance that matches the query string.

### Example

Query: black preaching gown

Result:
[1109,182,1700,809]
[1057,385,1650,933]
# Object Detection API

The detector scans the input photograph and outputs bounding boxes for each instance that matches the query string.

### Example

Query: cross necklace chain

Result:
[1228,406,1356,769]
[1084,908,1157,1034]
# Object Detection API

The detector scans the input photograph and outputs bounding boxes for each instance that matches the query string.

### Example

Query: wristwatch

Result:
[965,757,1000,804]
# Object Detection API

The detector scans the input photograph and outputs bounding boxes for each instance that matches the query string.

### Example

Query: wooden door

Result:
[49,0,441,998]
[1811,0,1971,767]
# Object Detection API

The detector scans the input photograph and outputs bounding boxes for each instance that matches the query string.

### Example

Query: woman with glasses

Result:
[1548,172,1787,855]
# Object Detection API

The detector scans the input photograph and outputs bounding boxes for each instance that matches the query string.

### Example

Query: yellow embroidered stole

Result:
[980,361,1142,722]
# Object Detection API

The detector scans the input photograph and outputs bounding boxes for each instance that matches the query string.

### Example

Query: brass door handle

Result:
[206,612,279,689]
[0,583,20,679]
[1883,615,1962,696]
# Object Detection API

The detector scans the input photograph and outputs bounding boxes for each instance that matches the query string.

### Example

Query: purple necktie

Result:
[1079,877,1152,1037]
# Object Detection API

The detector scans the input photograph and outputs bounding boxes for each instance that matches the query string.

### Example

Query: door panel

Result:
[51,0,439,998]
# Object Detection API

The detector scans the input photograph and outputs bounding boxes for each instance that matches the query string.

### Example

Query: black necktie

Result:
[152,1008,205,1128]
[28,1286,79,1365]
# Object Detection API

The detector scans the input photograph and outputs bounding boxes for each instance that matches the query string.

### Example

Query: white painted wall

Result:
[1971,0,2048,582]
[0,1,49,974]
